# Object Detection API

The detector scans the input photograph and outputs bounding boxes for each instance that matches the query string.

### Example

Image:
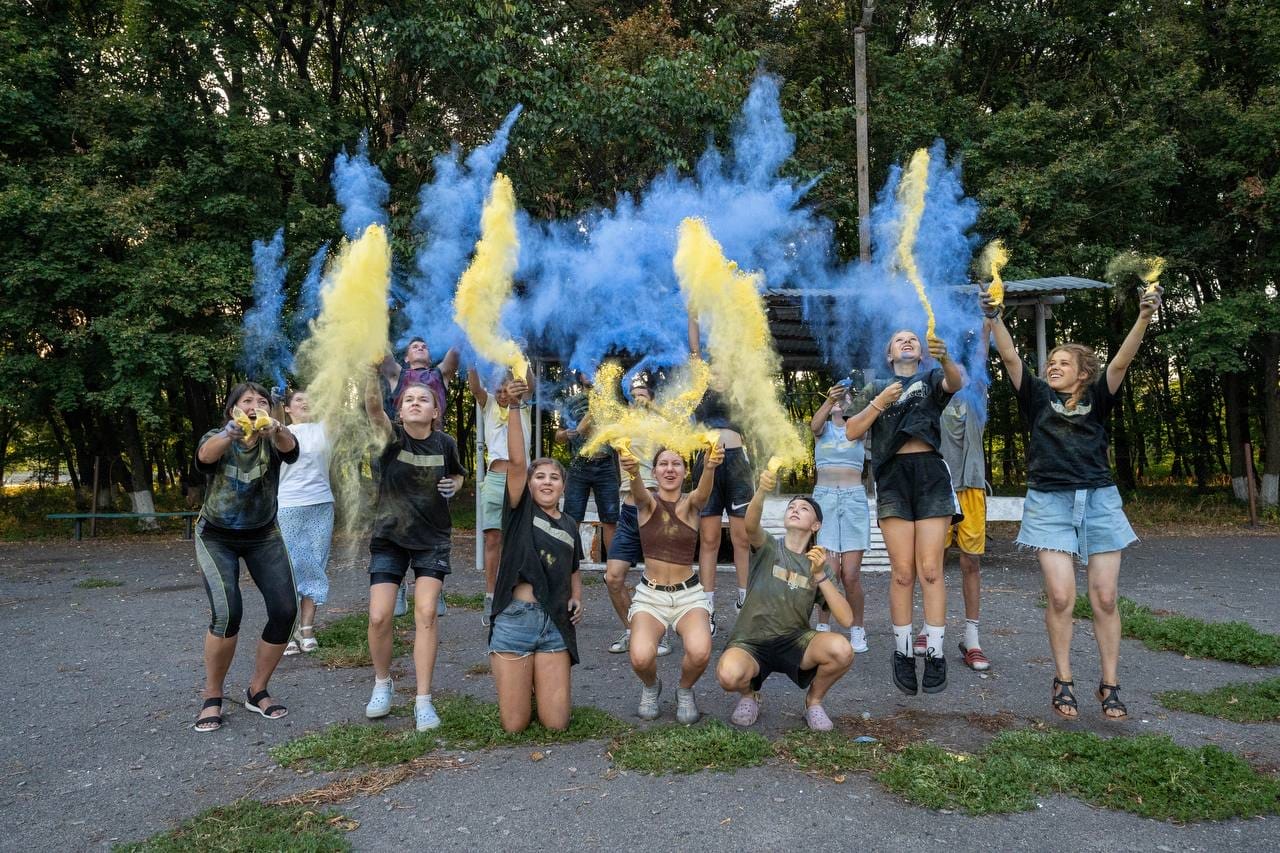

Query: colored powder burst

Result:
[453,174,527,380]
[240,228,291,394]
[674,218,807,472]
[892,149,936,339]
[332,133,391,240]
[579,359,716,460]
[977,240,1009,305]
[1106,251,1165,294]
[291,243,330,346]
[403,106,522,359]
[293,224,393,533]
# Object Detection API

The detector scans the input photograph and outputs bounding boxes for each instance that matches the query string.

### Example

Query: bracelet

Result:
[869,401,885,413]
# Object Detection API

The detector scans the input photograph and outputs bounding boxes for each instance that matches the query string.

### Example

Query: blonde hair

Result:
[1048,344,1103,410]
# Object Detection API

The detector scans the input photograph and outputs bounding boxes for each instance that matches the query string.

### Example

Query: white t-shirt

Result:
[278,422,334,507]
[483,398,531,468]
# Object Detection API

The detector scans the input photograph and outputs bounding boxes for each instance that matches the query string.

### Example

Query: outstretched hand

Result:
[758,469,777,492]
[704,444,724,471]
[506,379,529,400]
[927,334,949,363]
[1138,285,1163,320]
[979,290,1001,319]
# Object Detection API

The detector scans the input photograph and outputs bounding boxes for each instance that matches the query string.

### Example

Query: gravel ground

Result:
[0,529,1277,851]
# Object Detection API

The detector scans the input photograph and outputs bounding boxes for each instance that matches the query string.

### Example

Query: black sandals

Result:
[1096,682,1129,721]
[244,687,288,720]
[1051,678,1078,719]
[193,697,224,732]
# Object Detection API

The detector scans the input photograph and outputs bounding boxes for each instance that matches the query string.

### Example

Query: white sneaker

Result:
[365,678,394,719]
[609,630,631,653]
[638,679,662,720]
[815,623,831,632]
[480,593,494,627]
[850,626,868,654]
[393,584,408,617]
[414,695,440,731]
[676,687,700,724]
[657,632,671,657]
[436,595,447,617]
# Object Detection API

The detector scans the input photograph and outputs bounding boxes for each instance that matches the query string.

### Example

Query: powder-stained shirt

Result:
[940,398,987,491]
[694,389,741,432]
[370,426,464,550]
[391,365,449,420]
[196,429,299,531]
[564,391,614,466]
[491,487,583,664]
[1013,359,1119,491]
[866,368,954,470]
[729,535,832,647]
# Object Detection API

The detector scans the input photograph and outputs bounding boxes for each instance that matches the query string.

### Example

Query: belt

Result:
[641,574,699,593]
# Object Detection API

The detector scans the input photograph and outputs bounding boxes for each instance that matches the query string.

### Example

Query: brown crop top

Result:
[638,497,699,566]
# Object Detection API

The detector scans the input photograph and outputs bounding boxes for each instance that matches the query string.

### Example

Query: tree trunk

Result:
[1260,332,1280,507]
[0,410,13,485]
[1223,372,1251,501]
[121,410,158,528]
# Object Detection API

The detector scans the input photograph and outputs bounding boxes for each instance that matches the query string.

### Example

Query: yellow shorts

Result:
[947,488,986,555]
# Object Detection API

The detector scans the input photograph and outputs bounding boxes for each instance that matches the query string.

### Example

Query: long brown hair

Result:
[1048,344,1103,410]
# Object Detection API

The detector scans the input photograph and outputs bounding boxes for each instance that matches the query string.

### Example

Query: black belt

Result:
[642,574,699,593]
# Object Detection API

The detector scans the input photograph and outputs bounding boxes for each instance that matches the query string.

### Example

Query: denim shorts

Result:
[608,502,643,566]
[564,455,621,524]
[1017,486,1137,562]
[488,600,568,657]
[813,485,871,552]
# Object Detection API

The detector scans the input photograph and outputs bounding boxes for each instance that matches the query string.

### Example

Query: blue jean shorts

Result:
[813,485,871,552]
[488,600,568,657]
[1017,486,1137,562]
[608,502,643,567]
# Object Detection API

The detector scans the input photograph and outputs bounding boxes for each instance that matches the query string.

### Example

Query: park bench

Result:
[46,511,200,541]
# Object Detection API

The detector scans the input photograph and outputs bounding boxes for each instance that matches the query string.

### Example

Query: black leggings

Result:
[195,520,298,644]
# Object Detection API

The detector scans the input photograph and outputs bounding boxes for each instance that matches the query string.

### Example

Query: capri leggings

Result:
[195,519,298,644]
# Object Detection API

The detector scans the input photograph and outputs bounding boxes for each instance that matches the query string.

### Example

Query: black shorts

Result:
[731,630,818,691]
[875,451,962,523]
[368,537,451,584]
[608,502,643,567]
[693,446,754,518]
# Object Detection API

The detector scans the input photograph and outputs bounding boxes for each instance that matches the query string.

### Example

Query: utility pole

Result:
[854,2,875,262]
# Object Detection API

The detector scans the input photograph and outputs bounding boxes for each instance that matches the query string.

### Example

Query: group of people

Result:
[189,285,1162,735]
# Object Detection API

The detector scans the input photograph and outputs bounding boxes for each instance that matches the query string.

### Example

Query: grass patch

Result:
[433,694,628,750]
[75,577,124,589]
[782,728,1280,822]
[113,800,353,852]
[443,592,486,611]
[272,695,628,770]
[314,609,415,668]
[610,720,773,775]
[580,573,603,587]
[1158,678,1280,723]
[1069,596,1280,666]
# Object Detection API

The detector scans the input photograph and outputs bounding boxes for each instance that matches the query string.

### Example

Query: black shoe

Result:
[892,651,918,695]
[922,653,948,694]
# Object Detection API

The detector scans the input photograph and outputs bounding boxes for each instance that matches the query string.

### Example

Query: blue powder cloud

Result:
[240,228,292,394]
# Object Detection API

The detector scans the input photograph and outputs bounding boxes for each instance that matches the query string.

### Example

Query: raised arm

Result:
[929,335,965,394]
[1106,287,1162,394]
[845,383,903,441]
[621,452,655,516]
[439,347,460,383]
[744,468,775,548]
[687,444,722,515]
[504,378,530,505]
[378,353,402,386]
[467,366,489,408]
[810,385,842,437]
[364,366,393,440]
[982,292,1023,392]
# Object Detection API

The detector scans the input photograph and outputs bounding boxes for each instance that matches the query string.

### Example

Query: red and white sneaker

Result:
[959,643,991,672]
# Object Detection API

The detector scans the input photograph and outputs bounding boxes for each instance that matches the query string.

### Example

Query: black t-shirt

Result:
[490,486,583,664]
[866,368,953,470]
[1013,359,1119,491]
[196,429,299,531]
[695,389,740,432]
[371,425,464,549]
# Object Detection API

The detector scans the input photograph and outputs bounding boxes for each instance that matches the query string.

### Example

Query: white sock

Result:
[925,623,945,658]
[416,693,432,705]
[375,676,392,688]
[892,624,913,656]
[964,619,981,650]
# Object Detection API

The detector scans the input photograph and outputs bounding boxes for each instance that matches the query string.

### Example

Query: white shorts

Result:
[628,581,711,631]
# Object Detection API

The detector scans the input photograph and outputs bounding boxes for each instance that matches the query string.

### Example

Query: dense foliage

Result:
[1,1,1276,510]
